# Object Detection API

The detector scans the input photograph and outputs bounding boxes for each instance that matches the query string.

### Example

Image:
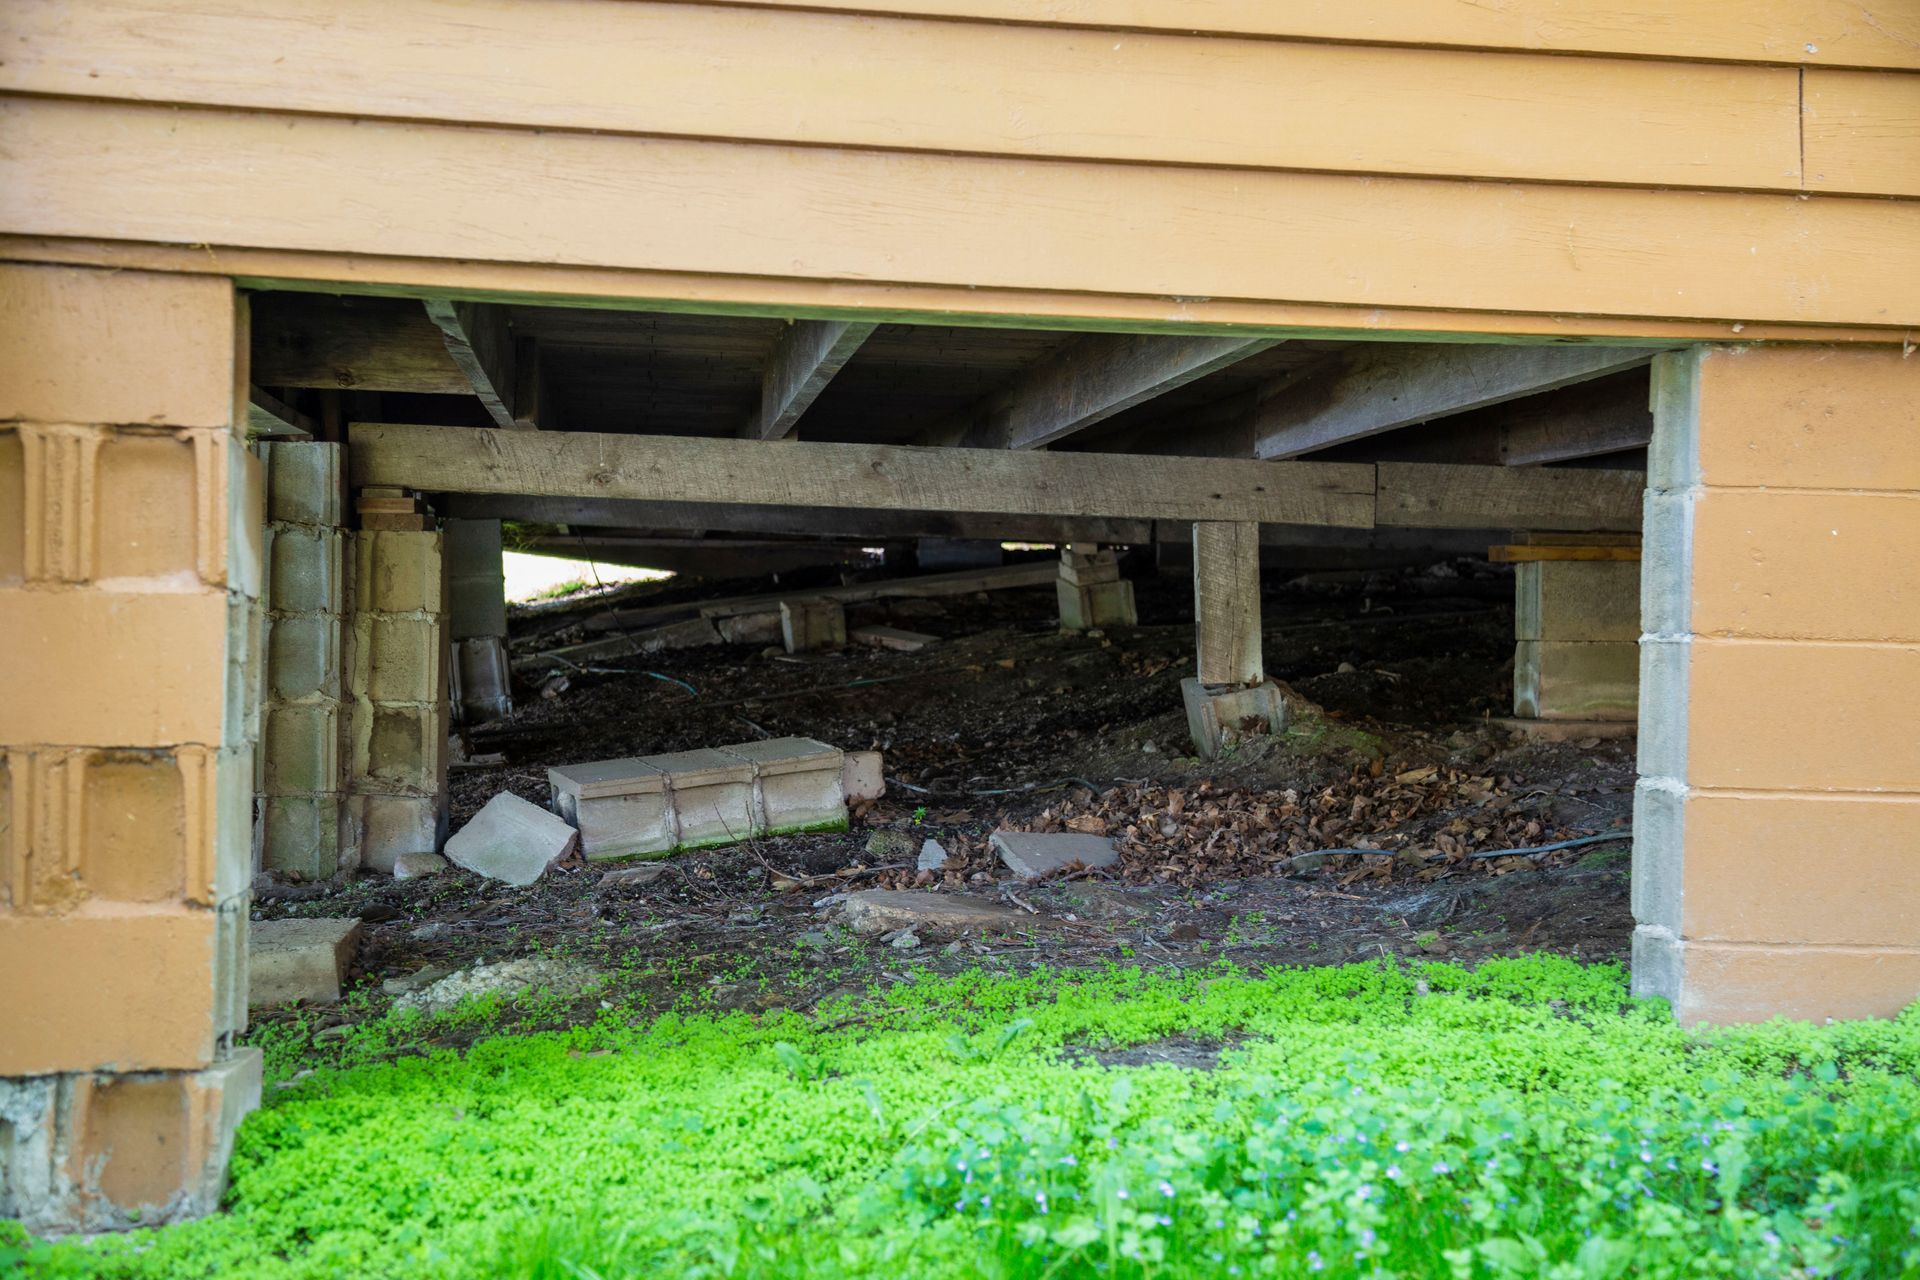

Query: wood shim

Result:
[348,424,1377,527]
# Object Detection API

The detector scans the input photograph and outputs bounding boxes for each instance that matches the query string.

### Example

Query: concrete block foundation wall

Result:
[0,263,263,1231]
[347,529,450,873]
[1634,345,1920,1025]
[444,518,511,724]
[1513,559,1640,720]
[260,443,353,878]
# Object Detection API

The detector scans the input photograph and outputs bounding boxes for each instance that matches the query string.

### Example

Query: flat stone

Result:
[444,792,579,886]
[381,964,453,997]
[249,917,362,1007]
[918,838,949,872]
[392,851,449,880]
[837,890,1036,938]
[598,863,667,888]
[990,830,1119,879]
[850,625,939,652]
[393,957,598,1016]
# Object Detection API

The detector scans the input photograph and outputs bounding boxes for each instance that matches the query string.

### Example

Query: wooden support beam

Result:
[246,384,314,440]
[251,293,469,394]
[1489,371,1653,466]
[1374,462,1642,531]
[1252,344,1665,459]
[422,300,521,429]
[509,335,555,431]
[1193,521,1263,686]
[349,423,1378,526]
[748,319,875,440]
[930,333,1280,449]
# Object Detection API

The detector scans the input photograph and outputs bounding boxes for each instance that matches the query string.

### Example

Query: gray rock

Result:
[989,830,1119,879]
[249,917,362,1007]
[917,838,949,872]
[796,930,833,949]
[381,964,453,997]
[865,828,916,859]
[598,863,667,888]
[889,931,922,950]
[837,889,1039,938]
[444,792,579,886]
[393,957,598,1015]
[409,922,451,942]
[393,852,449,880]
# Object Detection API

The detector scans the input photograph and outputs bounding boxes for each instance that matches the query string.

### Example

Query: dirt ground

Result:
[255,553,1637,1042]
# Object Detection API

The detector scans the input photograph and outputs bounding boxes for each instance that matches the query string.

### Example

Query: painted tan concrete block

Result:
[0,264,236,429]
[1676,792,1920,947]
[0,907,220,1074]
[93,432,200,583]
[1690,490,1920,642]
[352,703,444,793]
[1636,929,1920,1026]
[78,752,188,905]
[1514,559,1639,643]
[354,529,444,615]
[1687,640,1920,791]
[1513,639,1638,720]
[0,430,23,586]
[0,588,229,747]
[1692,346,1920,492]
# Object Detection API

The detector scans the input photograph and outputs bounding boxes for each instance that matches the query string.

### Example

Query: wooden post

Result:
[1192,521,1262,686]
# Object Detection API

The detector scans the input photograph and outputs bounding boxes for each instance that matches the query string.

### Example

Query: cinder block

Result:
[263,703,341,796]
[360,614,444,706]
[647,748,755,849]
[1514,560,1639,643]
[353,703,443,793]
[443,792,579,886]
[1058,545,1120,588]
[1513,640,1639,721]
[355,793,444,873]
[267,525,344,615]
[723,737,849,834]
[78,751,187,904]
[262,795,349,880]
[265,441,346,528]
[990,830,1119,879]
[0,1048,263,1235]
[1057,578,1136,631]
[841,750,885,802]
[0,907,222,1074]
[1181,677,1286,760]
[93,431,200,582]
[248,917,361,1007]
[548,758,673,861]
[267,612,343,704]
[780,598,846,653]
[0,264,237,430]
[0,587,230,748]
[1634,929,1920,1026]
[353,529,444,615]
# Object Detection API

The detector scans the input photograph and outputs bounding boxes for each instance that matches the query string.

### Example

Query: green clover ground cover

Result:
[11,956,1920,1279]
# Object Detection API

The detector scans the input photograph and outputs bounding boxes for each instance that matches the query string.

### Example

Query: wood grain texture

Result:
[1804,69,1920,198]
[1192,520,1263,685]
[0,0,1808,191]
[250,293,467,395]
[1253,345,1664,459]
[990,334,1281,450]
[1493,374,1653,466]
[348,423,1379,526]
[750,320,875,440]
[712,0,1920,70]
[6,99,1917,330]
[422,300,519,429]
[1376,462,1643,531]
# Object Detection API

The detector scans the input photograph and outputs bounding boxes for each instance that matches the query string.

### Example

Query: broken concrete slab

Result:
[837,890,1037,938]
[918,838,950,872]
[249,917,362,1007]
[990,830,1120,879]
[392,851,449,880]
[850,624,939,652]
[444,792,579,886]
[842,750,885,802]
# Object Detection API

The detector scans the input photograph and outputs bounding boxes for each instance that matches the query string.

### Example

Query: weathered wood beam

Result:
[1252,344,1666,459]
[510,335,555,431]
[422,300,521,430]
[930,333,1281,449]
[1490,371,1653,466]
[350,423,1377,526]
[1193,521,1263,685]
[1374,462,1643,530]
[251,293,468,394]
[246,384,314,440]
[747,319,875,440]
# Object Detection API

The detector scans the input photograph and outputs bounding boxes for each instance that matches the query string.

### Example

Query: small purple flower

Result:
[1158,1180,1176,1198]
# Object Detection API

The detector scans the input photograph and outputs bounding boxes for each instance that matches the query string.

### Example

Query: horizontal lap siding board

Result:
[1804,70,1920,199]
[707,0,1920,70]
[4,99,1919,329]
[0,0,1802,192]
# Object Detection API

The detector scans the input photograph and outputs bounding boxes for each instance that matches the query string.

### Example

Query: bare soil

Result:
[254,555,1636,1045]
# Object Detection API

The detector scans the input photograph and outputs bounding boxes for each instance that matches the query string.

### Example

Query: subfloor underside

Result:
[253,556,1636,1046]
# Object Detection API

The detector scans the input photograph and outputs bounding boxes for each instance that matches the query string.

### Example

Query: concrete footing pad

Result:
[990,831,1120,878]
[1181,677,1287,760]
[0,1048,263,1235]
[249,917,363,1007]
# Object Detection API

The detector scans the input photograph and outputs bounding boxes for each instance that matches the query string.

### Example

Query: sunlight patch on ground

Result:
[503,551,670,603]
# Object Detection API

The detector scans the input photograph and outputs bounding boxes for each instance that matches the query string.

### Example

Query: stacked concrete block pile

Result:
[1056,543,1136,630]
[259,442,353,877]
[347,528,450,872]
[0,265,262,1231]
[550,737,872,860]
[1513,558,1640,721]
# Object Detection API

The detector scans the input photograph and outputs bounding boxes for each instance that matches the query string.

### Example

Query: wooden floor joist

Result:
[350,424,1642,531]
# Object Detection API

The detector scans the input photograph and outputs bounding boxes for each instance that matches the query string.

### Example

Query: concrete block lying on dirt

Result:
[780,598,846,653]
[850,625,938,652]
[644,748,756,849]
[392,851,449,880]
[249,917,362,1007]
[990,830,1120,879]
[549,758,674,860]
[721,736,848,834]
[837,890,1038,938]
[444,792,579,886]
[842,751,885,802]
